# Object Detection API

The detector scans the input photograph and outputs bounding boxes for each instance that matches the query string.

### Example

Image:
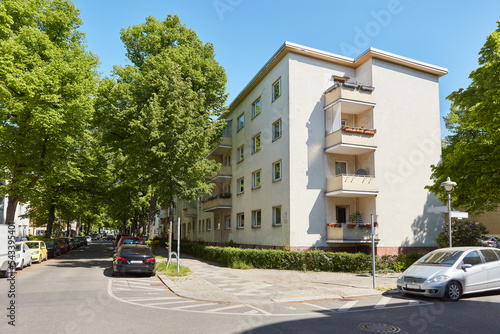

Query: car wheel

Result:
[19,260,24,270]
[45,253,48,261]
[28,258,32,266]
[443,281,462,302]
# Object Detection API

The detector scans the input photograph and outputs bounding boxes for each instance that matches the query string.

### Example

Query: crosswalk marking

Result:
[338,300,358,312]
[374,296,391,309]
[124,296,179,302]
[208,304,247,313]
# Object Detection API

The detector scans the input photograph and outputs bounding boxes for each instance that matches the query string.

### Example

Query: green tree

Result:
[428,21,500,214]
[96,14,227,239]
[0,0,99,224]
[436,219,488,248]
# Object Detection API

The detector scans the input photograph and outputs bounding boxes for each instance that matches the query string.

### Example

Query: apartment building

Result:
[174,42,448,255]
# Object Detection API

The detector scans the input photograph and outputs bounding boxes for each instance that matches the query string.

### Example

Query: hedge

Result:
[178,242,428,273]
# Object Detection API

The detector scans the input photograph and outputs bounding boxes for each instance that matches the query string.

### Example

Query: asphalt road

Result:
[1,241,500,333]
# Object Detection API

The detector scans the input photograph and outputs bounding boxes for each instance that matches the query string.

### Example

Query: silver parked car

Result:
[397,247,500,301]
[478,236,500,248]
[15,242,32,270]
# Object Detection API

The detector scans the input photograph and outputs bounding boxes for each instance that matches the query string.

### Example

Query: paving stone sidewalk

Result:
[154,247,399,304]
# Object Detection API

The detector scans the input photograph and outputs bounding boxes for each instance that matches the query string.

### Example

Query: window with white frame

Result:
[224,183,231,194]
[237,177,244,194]
[335,161,347,176]
[207,218,211,231]
[237,113,244,131]
[237,145,244,162]
[272,119,282,141]
[237,213,244,228]
[273,160,282,182]
[225,155,231,166]
[215,217,220,230]
[273,206,282,226]
[252,97,261,118]
[252,170,261,189]
[225,216,231,229]
[252,133,261,153]
[252,210,261,227]
[272,78,281,101]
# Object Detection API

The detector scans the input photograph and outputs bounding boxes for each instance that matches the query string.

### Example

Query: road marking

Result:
[304,303,333,311]
[172,303,216,310]
[246,304,271,315]
[146,300,196,306]
[208,304,247,313]
[124,296,179,302]
[338,300,358,312]
[374,296,391,309]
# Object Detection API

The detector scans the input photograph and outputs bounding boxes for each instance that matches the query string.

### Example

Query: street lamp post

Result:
[440,177,457,248]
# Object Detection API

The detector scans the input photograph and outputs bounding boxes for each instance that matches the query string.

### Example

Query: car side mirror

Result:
[462,264,472,270]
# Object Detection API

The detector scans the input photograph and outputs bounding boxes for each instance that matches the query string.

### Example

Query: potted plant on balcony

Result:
[348,211,361,227]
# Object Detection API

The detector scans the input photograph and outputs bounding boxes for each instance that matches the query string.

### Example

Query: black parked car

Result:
[41,239,62,258]
[112,244,156,277]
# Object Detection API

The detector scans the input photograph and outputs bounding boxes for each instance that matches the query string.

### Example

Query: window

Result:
[336,206,348,224]
[188,222,191,232]
[237,145,244,162]
[335,161,347,175]
[225,216,231,229]
[252,170,261,189]
[480,249,499,263]
[463,251,483,266]
[341,119,348,127]
[202,220,205,232]
[225,155,231,166]
[252,210,262,228]
[207,218,211,231]
[215,217,220,230]
[237,213,244,229]
[237,113,245,131]
[252,134,261,153]
[193,221,196,232]
[199,220,201,232]
[273,160,282,181]
[224,184,231,194]
[237,177,244,194]
[272,119,282,141]
[272,78,281,101]
[273,206,282,226]
[252,98,261,118]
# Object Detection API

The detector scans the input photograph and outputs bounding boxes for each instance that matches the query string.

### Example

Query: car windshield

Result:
[417,250,464,265]
[122,239,142,245]
[25,242,40,249]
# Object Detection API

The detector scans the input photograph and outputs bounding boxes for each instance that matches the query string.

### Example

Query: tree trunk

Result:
[44,204,56,238]
[5,195,19,226]
[148,193,157,239]
[131,213,138,237]
[76,217,81,236]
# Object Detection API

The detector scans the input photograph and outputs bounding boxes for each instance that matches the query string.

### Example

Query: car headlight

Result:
[33,251,39,255]
[425,275,450,283]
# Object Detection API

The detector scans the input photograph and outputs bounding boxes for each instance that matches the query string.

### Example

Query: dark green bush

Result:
[179,242,427,273]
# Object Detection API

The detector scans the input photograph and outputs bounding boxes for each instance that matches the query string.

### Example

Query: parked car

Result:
[397,247,500,301]
[114,234,125,248]
[54,238,69,253]
[115,236,145,252]
[15,242,32,270]
[58,237,73,251]
[85,236,92,244]
[41,239,62,258]
[74,236,87,246]
[23,240,48,263]
[112,244,156,277]
[69,237,79,249]
[105,235,115,241]
[478,236,500,248]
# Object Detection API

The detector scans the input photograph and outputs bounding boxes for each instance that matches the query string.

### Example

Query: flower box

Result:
[347,224,357,228]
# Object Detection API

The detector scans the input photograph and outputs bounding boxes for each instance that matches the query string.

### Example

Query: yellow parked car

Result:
[23,241,48,263]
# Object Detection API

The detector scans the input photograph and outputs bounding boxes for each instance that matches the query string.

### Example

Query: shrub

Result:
[436,219,488,248]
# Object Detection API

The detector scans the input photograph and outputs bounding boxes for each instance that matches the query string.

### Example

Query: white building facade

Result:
[174,42,447,255]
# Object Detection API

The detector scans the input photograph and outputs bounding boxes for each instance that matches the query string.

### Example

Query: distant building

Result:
[172,42,448,255]
[0,197,30,237]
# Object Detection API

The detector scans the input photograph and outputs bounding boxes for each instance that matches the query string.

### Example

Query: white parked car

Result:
[85,236,92,243]
[15,242,32,270]
[397,247,500,301]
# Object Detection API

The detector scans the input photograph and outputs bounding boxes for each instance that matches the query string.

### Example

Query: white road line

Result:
[208,304,247,313]
[172,303,215,310]
[246,304,272,315]
[303,303,334,311]
[146,300,196,306]
[124,297,179,302]
[374,296,391,309]
[338,300,358,312]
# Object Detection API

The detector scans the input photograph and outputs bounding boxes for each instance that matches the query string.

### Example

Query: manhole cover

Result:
[359,323,401,333]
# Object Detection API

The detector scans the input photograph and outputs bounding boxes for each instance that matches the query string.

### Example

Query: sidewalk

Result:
[154,248,399,304]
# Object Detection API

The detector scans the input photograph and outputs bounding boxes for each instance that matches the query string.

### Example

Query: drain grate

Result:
[358,323,401,333]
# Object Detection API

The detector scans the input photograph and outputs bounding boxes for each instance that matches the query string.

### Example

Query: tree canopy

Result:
[428,21,500,214]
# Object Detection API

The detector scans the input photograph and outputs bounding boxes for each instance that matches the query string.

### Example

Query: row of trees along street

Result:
[2,0,500,241]
[0,0,227,239]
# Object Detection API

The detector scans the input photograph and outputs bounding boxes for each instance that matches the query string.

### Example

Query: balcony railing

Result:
[326,174,377,196]
[211,165,232,182]
[208,136,232,157]
[201,196,232,212]
[325,128,376,154]
[326,223,378,243]
[183,207,197,218]
[324,83,375,107]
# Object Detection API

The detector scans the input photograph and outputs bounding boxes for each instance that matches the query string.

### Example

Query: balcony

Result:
[211,165,232,182]
[325,82,375,108]
[208,136,232,158]
[326,175,378,197]
[326,223,379,244]
[202,196,232,212]
[183,207,197,218]
[325,128,376,155]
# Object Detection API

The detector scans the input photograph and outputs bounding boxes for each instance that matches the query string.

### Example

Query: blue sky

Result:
[74,0,500,138]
